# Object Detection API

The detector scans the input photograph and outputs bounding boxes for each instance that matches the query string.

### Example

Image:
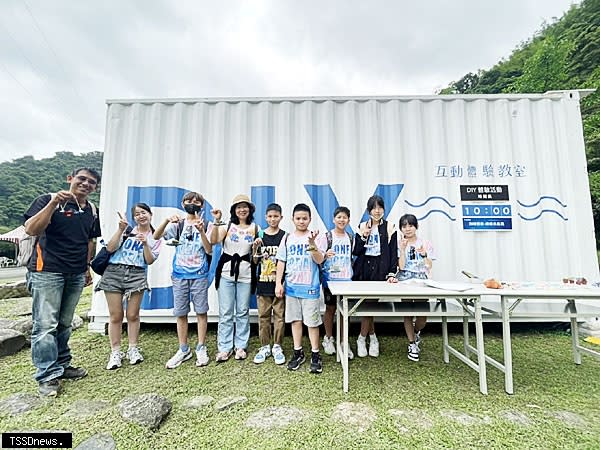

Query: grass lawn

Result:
[1,288,599,449]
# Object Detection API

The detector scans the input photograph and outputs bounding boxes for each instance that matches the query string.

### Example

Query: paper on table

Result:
[398,278,427,286]
[423,280,475,292]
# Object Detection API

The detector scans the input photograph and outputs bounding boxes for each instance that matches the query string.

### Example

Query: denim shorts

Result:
[285,296,322,327]
[172,277,209,316]
[96,264,148,295]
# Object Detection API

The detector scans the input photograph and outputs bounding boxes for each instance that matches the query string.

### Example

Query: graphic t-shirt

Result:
[109,228,162,268]
[276,231,326,300]
[322,231,353,286]
[256,229,286,296]
[221,223,259,284]
[364,226,381,256]
[399,237,435,276]
[164,220,213,279]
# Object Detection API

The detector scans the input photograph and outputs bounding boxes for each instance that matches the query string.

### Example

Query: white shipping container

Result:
[89,91,598,331]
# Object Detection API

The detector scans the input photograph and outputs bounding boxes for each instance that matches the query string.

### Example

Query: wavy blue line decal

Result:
[517,196,567,208]
[518,210,569,221]
[417,210,456,221]
[405,196,455,208]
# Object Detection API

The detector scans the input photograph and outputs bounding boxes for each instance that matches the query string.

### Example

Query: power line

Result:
[21,1,97,128]
[0,19,95,142]
[0,62,35,98]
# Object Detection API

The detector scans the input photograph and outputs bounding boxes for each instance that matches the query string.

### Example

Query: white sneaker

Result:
[356,335,368,358]
[127,346,144,365]
[408,342,420,362]
[348,346,355,360]
[196,345,209,367]
[368,335,379,357]
[165,348,193,369]
[415,330,422,347]
[322,336,336,355]
[253,345,271,364]
[106,350,123,370]
[272,344,286,365]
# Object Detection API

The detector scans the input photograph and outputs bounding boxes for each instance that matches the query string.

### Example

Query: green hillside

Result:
[440,0,600,244]
[0,151,103,233]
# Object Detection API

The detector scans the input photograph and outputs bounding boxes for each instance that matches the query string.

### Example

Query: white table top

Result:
[327,281,477,297]
[327,280,600,299]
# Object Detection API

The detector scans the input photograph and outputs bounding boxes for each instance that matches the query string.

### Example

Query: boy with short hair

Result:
[253,203,287,365]
[321,206,354,359]
[275,203,327,373]
[153,192,213,368]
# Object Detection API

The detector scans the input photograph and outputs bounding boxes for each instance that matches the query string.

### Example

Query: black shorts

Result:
[322,287,339,306]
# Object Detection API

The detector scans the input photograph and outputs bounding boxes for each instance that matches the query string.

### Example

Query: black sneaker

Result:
[59,366,88,380]
[287,349,305,371]
[38,379,61,397]
[309,353,323,374]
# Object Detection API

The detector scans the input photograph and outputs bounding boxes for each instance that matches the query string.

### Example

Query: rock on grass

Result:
[118,393,172,430]
[331,402,376,432]
[74,433,116,450]
[246,406,307,429]
[0,328,26,357]
[0,393,44,416]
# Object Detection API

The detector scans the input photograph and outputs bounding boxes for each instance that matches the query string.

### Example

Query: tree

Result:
[509,36,574,93]
[0,151,103,230]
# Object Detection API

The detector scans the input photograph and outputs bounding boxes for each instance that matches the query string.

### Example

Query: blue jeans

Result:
[217,278,251,352]
[27,271,85,383]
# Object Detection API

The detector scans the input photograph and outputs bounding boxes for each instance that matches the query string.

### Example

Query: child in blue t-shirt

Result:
[275,203,327,373]
[153,192,213,369]
[321,206,354,359]
[97,203,161,370]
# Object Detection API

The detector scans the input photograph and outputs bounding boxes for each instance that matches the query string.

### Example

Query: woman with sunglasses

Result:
[96,203,161,370]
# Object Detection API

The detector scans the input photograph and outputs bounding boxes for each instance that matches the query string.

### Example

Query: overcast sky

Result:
[0,0,580,163]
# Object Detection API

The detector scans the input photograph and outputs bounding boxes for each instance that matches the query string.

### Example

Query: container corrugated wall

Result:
[90,92,598,325]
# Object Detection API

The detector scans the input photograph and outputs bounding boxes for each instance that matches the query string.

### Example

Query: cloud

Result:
[0,0,580,162]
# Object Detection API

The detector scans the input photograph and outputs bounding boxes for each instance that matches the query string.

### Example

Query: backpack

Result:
[319,230,354,284]
[175,219,213,267]
[16,230,36,267]
[18,196,97,267]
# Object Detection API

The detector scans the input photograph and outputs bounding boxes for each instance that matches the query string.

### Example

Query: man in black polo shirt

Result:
[24,168,101,396]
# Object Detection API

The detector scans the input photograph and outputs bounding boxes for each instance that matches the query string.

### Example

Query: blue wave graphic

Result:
[517,196,567,208]
[417,210,456,221]
[405,196,455,208]
[518,210,568,221]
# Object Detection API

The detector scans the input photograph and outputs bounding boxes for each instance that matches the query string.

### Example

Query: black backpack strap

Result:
[346,231,354,246]
[222,222,232,245]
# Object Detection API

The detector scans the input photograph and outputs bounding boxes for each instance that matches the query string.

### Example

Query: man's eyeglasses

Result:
[75,175,98,186]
